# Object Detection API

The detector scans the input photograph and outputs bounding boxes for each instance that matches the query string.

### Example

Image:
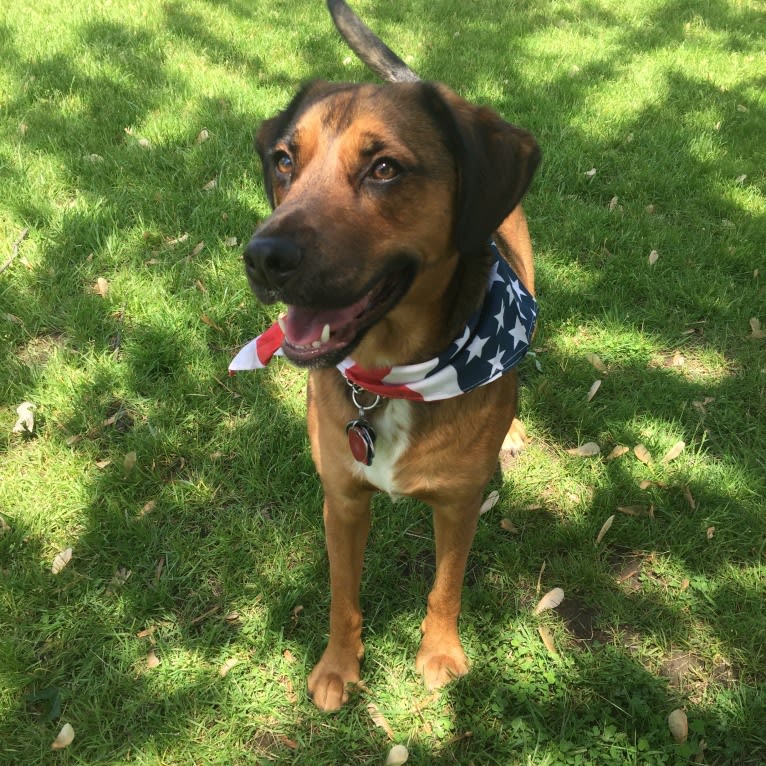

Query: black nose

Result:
[243,236,303,290]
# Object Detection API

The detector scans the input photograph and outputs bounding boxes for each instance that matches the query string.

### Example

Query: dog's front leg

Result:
[416,492,482,689]
[308,483,373,711]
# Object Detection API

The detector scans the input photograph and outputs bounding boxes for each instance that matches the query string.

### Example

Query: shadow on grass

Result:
[1,0,764,763]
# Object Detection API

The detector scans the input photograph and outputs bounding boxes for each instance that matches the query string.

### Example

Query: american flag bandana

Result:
[229,243,537,402]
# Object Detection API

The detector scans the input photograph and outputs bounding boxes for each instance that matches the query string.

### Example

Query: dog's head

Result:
[244,80,539,368]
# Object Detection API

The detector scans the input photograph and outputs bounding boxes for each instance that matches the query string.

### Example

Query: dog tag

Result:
[346,419,376,466]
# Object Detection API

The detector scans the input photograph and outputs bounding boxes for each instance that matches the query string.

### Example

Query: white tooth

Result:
[277,316,287,333]
[320,323,331,343]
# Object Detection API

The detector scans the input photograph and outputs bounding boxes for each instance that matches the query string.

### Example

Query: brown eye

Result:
[274,151,293,175]
[370,158,400,182]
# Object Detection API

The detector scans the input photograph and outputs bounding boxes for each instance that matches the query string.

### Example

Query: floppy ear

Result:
[255,80,351,209]
[425,84,541,254]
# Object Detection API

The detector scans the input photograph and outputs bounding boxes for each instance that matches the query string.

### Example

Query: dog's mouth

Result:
[279,263,415,367]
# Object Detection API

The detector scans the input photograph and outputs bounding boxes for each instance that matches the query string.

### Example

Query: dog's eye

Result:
[273,151,294,176]
[370,158,400,182]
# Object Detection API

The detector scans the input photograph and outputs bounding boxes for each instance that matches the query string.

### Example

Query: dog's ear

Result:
[424,84,541,254]
[255,80,350,208]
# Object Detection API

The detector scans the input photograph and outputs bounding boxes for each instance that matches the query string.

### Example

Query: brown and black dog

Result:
[240,0,540,710]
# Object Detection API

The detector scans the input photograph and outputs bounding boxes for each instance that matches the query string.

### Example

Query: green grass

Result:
[1,0,764,763]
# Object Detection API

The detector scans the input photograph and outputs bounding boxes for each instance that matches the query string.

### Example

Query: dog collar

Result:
[229,242,537,402]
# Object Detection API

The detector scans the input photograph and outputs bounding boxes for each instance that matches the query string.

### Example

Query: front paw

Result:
[501,417,528,457]
[415,635,469,690]
[307,647,362,711]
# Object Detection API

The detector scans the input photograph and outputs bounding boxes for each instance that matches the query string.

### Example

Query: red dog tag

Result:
[346,419,376,466]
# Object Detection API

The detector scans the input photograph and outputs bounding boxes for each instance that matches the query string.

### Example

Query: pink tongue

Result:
[283,299,367,346]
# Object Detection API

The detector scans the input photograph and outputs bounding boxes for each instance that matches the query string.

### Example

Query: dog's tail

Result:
[327,0,419,83]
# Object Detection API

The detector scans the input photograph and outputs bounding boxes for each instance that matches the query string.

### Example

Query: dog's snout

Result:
[243,236,303,290]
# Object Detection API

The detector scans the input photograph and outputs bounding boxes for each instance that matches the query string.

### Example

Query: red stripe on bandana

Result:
[256,322,284,366]
[343,363,425,401]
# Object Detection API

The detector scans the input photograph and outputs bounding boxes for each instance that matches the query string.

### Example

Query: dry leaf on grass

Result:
[537,625,558,655]
[662,440,685,463]
[617,505,651,517]
[139,500,156,517]
[586,379,602,402]
[634,444,653,465]
[224,236,238,247]
[200,314,223,332]
[189,241,205,258]
[479,490,499,515]
[595,515,615,545]
[385,744,409,765]
[277,671,298,702]
[51,548,73,574]
[584,167,597,178]
[109,567,132,590]
[51,723,75,750]
[367,703,395,740]
[166,233,189,247]
[567,442,601,457]
[534,587,564,614]
[280,735,299,750]
[638,479,665,490]
[12,401,36,434]
[195,128,210,144]
[692,396,715,414]
[92,277,109,297]
[648,250,660,265]
[707,526,715,540]
[750,317,766,339]
[585,353,607,373]
[123,451,137,475]
[608,196,619,211]
[146,649,160,669]
[201,178,217,191]
[536,561,546,594]
[219,658,240,677]
[605,445,629,461]
[500,518,519,533]
[95,458,112,470]
[0,515,10,536]
[668,709,688,743]
[683,485,697,510]
[189,605,221,627]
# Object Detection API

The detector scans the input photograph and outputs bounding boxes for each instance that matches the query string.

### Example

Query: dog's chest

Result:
[351,399,412,497]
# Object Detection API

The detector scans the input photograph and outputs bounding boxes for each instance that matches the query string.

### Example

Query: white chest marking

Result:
[351,398,411,497]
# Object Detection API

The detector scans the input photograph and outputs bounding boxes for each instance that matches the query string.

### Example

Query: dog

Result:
[231,0,540,711]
